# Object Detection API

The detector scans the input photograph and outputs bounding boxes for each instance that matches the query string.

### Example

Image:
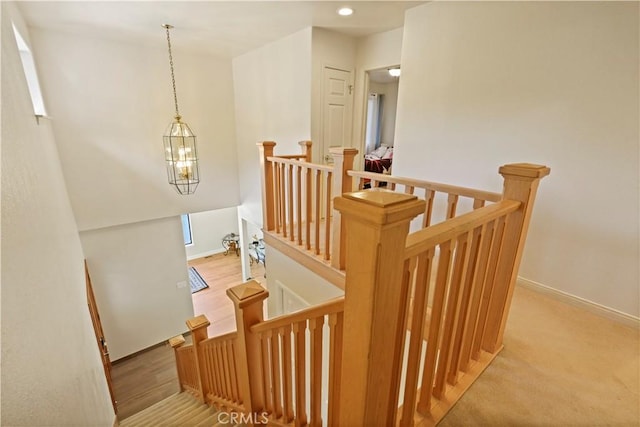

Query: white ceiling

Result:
[18,1,424,58]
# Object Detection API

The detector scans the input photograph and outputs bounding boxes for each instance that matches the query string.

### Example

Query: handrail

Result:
[404,200,521,258]
[275,154,308,160]
[251,296,344,334]
[348,170,502,202]
[267,156,333,172]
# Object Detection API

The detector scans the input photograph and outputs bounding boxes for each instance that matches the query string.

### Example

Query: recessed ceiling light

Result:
[338,7,354,16]
[388,68,401,77]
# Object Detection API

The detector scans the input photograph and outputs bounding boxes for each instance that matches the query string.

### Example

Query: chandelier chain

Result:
[165,25,180,118]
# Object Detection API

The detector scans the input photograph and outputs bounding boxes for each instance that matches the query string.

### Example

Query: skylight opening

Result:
[12,22,47,116]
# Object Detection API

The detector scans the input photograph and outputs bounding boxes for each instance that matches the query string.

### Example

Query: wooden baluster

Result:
[280,163,287,238]
[227,280,270,422]
[324,171,332,261]
[292,321,308,426]
[434,233,470,397]
[327,312,344,426]
[335,191,425,426]
[228,340,240,404]
[417,240,453,412]
[314,170,321,255]
[288,164,294,241]
[446,193,459,219]
[296,165,302,246]
[269,330,283,420]
[404,185,415,195]
[257,141,276,231]
[399,250,434,426]
[213,343,225,399]
[185,315,210,403]
[460,221,495,369]
[274,161,281,234]
[423,189,435,228]
[448,227,483,384]
[221,341,232,400]
[473,217,507,360]
[169,335,186,392]
[281,325,294,423]
[329,147,358,270]
[260,333,273,416]
[482,163,550,353]
[309,316,325,427]
[389,182,396,191]
[473,198,486,209]
[204,343,219,402]
[306,166,312,250]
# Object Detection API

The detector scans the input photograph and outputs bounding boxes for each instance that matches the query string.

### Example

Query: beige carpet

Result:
[441,286,640,426]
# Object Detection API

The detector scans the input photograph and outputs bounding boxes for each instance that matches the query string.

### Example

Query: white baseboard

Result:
[186,247,226,261]
[516,276,639,329]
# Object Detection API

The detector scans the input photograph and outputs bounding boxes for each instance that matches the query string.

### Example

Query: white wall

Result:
[29,28,240,232]
[80,217,194,360]
[265,246,344,317]
[368,80,399,146]
[353,28,403,170]
[185,207,239,260]
[310,28,357,162]
[395,2,639,317]
[233,27,313,229]
[1,3,114,424]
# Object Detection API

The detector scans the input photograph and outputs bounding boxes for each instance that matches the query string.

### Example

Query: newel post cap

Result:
[257,141,276,148]
[499,163,550,180]
[298,140,312,148]
[334,189,426,226]
[168,334,186,349]
[186,314,210,332]
[227,280,269,309]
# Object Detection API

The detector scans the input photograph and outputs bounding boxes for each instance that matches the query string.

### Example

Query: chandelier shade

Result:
[162,24,200,195]
[164,116,199,195]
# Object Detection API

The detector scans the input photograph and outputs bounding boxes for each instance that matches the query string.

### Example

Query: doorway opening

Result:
[362,66,399,177]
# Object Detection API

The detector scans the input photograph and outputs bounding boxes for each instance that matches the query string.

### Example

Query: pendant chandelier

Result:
[162,24,199,195]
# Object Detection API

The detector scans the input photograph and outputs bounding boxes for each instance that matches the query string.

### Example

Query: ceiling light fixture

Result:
[162,24,200,195]
[388,67,401,77]
[337,7,354,16]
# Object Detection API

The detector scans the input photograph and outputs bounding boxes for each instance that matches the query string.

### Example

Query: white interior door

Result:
[322,67,353,164]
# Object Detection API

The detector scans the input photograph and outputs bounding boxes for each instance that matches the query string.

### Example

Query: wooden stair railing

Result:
[257,141,357,281]
[170,162,548,426]
[335,163,550,426]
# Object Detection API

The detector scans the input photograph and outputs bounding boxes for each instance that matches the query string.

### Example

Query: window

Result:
[12,23,47,116]
[181,214,193,246]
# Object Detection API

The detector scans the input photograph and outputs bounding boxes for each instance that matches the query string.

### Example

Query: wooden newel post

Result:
[257,141,277,232]
[483,163,550,353]
[227,280,269,422]
[335,190,425,426]
[330,147,359,270]
[168,334,186,392]
[299,140,313,163]
[186,314,211,403]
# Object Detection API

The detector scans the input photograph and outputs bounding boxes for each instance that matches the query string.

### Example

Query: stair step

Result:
[139,397,200,427]
[120,393,189,425]
[119,393,248,427]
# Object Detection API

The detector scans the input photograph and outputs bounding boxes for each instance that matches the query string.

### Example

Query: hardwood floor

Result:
[112,251,265,420]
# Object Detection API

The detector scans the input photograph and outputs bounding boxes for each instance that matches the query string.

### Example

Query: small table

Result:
[222,233,240,256]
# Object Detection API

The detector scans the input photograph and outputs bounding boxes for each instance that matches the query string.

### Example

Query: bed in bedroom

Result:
[364,146,393,186]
